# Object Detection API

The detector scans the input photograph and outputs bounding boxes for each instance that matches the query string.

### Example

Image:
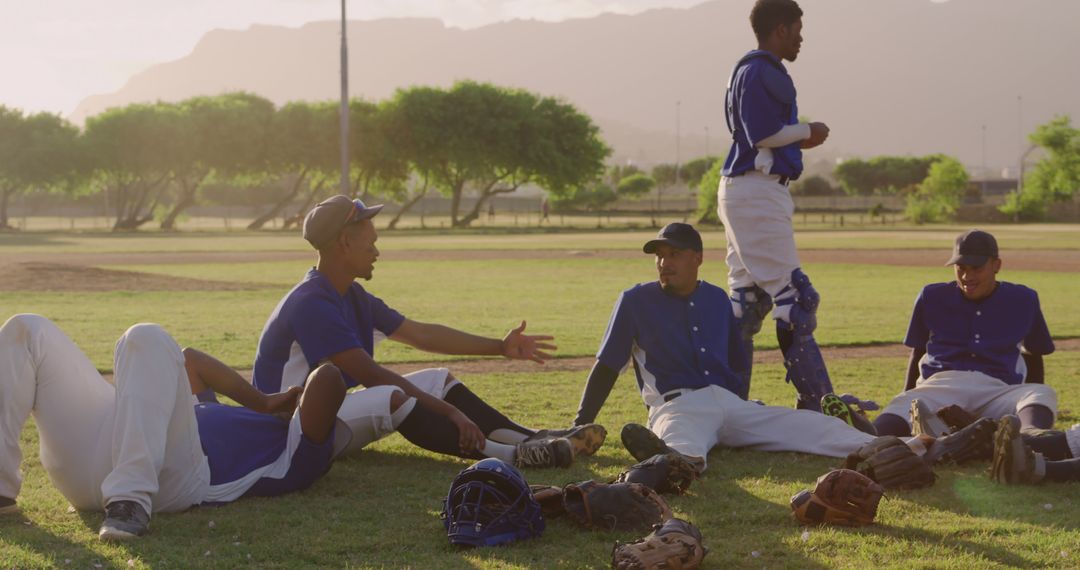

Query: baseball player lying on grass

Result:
[210,195,604,471]
[872,230,1059,443]
[568,223,989,488]
[0,314,346,540]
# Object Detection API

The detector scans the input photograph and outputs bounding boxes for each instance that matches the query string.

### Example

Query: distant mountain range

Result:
[72,0,1080,173]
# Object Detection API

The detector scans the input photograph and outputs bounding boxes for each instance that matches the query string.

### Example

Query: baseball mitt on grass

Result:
[843,436,936,490]
[614,452,698,495]
[790,469,884,527]
[611,518,706,570]
[563,481,672,532]
[529,484,566,518]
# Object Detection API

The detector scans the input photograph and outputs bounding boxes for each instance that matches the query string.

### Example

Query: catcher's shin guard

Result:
[776,269,834,411]
[730,286,772,399]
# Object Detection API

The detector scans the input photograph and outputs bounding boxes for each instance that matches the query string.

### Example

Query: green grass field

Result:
[2,227,1080,569]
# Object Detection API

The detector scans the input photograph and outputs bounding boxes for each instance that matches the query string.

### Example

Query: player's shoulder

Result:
[696,280,729,299]
[918,281,955,299]
[996,281,1039,302]
[283,269,340,309]
[737,50,794,102]
[622,281,661,300]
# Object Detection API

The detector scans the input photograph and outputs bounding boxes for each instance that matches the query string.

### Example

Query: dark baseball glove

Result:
[843,436,936,490]
[935,404,979,432]
[614,452,698,495]
[563,480,672,532]
[922,417,995,466]
[530,484,566,518]
[790,469,884,526]
[611,518,707,570]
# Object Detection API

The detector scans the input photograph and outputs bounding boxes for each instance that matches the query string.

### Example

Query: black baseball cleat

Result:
[621,423,676,462]
[922,417,996,466]
[0,496,17,515]
[98,500,150,541]
[990,415,1046,485]
[525,424,607,457]
[821,393,877,436]
[514,437,574,469]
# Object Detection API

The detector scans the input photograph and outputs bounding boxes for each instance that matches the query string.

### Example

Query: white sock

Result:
[480,440,516,463]
[487,428,530,444]
[904,437,928,456]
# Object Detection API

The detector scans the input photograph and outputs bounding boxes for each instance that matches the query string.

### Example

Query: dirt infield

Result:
[0,262,270,292]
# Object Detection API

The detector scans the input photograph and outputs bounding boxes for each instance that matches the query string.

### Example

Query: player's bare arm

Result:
[183,347,301,415]
[390,319,556,364]
[327,346,486,452]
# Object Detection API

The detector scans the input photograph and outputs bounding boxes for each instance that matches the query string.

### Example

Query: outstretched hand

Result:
[501,320,557,364]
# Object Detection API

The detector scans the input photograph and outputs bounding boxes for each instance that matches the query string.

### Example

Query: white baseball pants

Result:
[0,314,209,514]
[647,385,873,469]
[717,172,801,298]
[880,370,1059,424]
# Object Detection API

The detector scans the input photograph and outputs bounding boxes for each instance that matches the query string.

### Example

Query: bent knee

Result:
[307,364,346,395]
[389,388,409,412]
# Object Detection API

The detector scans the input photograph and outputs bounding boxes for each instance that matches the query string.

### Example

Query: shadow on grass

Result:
[0,508,107,567]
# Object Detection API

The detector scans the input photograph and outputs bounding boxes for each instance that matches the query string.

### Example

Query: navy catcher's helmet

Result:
[441,458,545,547]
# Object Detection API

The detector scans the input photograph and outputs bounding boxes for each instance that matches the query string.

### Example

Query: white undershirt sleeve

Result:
[755,123,811,148]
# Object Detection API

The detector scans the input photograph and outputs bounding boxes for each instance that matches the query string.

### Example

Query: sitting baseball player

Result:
[0,314,345,540]
[872,229,1058,438]
[234,195,603,470]
[571,223,901,472]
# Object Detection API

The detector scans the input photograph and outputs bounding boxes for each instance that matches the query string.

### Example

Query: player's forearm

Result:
[1022,352,1045,384]
[397,321,502,356]
[330,348,463,418]
[905,347,925,391]
[755,123,810,148]
[182,347,268,410]
[574,361,619,426]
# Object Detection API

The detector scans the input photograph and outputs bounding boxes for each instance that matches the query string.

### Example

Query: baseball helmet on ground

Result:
[441,458,545,547]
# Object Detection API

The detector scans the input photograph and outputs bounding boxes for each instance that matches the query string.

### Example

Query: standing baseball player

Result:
[571,223,878,470]
[241,195,604,470]
[873,230,1059,437]
[0,314,345,539]
[718,0,838,410]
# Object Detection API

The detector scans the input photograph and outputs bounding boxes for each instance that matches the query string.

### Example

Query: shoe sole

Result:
[0,503,18,516]
[99,527,145,541]
[910,399,950,438]
[621,423,671,462]
[565,424,607,457]
[821,394,855,427]
[991,416,1026,484]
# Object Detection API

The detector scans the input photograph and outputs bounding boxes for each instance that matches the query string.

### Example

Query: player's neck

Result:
[316,259,355,295]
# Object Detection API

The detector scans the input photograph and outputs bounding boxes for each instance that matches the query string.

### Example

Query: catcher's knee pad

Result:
[778,323,834,411]
[775,269,819,334]
[730,286,772,339]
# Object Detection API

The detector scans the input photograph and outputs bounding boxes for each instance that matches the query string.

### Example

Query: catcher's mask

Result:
[441,458,545,547]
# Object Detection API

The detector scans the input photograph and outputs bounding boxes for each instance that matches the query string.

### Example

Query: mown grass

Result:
[3,355,1080,569]
[3,259,1079,371]
[3,223,1080,254]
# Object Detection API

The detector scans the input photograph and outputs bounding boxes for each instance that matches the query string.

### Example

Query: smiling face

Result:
[654,244,702,297]
[954,257,1001,301]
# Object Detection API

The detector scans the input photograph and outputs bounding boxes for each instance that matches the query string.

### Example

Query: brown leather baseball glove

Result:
[563,480,672,532]
[843,436,936,490]
[614,452,698,495]
[611,518,707,570]
[790,469,884,526]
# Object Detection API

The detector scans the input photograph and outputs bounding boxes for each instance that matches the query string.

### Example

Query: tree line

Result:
[0,81,611,230]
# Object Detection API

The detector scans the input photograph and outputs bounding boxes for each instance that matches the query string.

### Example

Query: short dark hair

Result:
[750,0,803,43]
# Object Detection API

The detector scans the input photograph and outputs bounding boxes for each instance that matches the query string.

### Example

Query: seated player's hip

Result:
[881,369,1058,419]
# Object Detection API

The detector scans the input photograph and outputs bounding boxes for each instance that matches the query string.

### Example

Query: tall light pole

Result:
[339,0,350,195]
[981,124,987,197]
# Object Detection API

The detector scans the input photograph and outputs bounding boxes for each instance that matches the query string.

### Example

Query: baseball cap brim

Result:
[348,203,384,223]
[643,237,695,254]
[945,253,990,267]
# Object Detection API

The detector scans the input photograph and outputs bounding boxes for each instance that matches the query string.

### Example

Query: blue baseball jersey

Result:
[904,281,1055,384]
[596,281,748,407]
[195,403,333,503]
[722,50,803,179]
[252,268,405,393]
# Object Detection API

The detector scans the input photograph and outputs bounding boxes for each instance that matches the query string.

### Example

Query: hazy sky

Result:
[3,0,716,117]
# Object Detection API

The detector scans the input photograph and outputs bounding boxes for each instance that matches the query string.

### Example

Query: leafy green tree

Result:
[389,81,608,228]
[904,156,969,224]
[617,173,656,199]
[84,102,180,230]
[651,163,678,189]
[161,92,275,230]
[550,182,617,213]
[695,159,724,224]
[791,174,839,196]
[0,107,81,229]
[834,155,941,196]
[248,100,339,230]
[679,156,720,189]
[1000,116,1080,220]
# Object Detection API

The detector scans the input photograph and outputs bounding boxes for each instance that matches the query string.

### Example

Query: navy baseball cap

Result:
[303,195,383,249]
[945,229,998,267]
[643,223,703,253]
